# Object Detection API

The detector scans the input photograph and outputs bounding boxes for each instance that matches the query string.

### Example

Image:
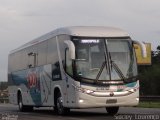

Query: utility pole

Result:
[0,82,1,93]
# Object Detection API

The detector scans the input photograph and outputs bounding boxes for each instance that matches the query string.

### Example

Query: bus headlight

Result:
[72,84,94,94]
[128,87,139,93]
[79,99,84,103]
[86,89,94,94]
[136,97,139,101]
[79,88,94,94]
[128,89,135,93]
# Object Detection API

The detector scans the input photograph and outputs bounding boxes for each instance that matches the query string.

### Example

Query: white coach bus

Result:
[8,26,147,115]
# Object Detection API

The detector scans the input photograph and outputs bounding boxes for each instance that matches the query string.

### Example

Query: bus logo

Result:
[27,71,39,89]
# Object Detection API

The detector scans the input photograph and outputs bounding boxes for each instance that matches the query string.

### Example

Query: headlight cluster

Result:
[128,87,139,93]
[72,84,95,94]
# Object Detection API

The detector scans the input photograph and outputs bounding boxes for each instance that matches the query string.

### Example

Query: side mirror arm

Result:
[64,40,75,59]
[133,40,147,58]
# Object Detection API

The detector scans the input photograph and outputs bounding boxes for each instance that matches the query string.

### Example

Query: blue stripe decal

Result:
[126,81,137,87]
[12,67,42,106]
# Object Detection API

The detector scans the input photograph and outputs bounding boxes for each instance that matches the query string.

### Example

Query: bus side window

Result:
[65,48,73,76]
[52,61,62,81]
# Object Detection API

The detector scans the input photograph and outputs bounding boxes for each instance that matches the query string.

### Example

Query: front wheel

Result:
[56,92,70,115]
[106,107,119,115]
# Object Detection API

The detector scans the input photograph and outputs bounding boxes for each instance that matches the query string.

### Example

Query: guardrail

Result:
[140,96,160,102]
[0,97,9,103]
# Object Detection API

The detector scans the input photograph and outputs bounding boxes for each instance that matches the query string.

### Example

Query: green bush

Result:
[138,46,160,96]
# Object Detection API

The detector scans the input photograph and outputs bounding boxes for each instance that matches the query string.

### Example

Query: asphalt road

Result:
[0,104,160,120]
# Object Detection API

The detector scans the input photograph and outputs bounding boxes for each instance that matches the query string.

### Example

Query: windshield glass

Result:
[72,38,137,81]
[107,39,137,80]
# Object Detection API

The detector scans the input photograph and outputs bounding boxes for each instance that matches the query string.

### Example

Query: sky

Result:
[0,0,160,81]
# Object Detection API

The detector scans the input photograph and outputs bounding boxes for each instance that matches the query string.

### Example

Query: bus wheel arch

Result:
[17,90,21,104]
[17,90,33,112]
[54,87,70,115]
[54,87,60,108]
[17,90,24,112]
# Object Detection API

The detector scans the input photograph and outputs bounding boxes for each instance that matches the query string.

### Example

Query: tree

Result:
[0,82,8,91]
[138,45,160,96]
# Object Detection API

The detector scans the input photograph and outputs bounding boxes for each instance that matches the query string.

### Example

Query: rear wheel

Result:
[106,107,119,115]
[55,92,70,115]
[18,94,24,112]
[18,93,33,112]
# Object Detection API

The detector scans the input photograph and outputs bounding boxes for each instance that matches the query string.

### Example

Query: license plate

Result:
[106,99,117,104]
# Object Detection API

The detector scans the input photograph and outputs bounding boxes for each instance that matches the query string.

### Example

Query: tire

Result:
[106,107,119,115]
[18,93,33,112]
[55,92,70,115]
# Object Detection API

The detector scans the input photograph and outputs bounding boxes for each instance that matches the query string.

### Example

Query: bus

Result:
[8,26,147,115]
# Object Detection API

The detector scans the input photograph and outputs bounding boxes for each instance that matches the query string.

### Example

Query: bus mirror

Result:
[133,40,147,58]
[64,40,75,59]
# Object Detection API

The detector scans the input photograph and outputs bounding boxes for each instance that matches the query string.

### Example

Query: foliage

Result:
[138,45,160,96]
[0,81,8,91]
[138,101,160,108]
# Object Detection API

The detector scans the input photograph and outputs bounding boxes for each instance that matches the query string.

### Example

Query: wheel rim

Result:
[18,96,23,110]
[57,97,63,114]
[19,101,22,109]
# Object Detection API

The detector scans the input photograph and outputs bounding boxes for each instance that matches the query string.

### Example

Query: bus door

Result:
[65,47,76,107]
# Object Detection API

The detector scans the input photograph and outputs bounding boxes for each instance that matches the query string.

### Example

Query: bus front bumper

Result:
[74,90,139,108]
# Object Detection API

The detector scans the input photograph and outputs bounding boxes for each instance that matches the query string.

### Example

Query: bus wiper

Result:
[96,52,109,81]
[111,61,126,80]
[96,61,106,80]
[109,52,126,81]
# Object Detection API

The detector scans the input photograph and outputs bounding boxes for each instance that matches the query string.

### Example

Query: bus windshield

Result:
[71,37,137,81]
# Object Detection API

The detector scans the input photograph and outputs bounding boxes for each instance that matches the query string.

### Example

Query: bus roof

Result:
[10,26,129,54]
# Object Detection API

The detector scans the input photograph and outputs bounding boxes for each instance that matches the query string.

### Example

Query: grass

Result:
[138,101,160,108]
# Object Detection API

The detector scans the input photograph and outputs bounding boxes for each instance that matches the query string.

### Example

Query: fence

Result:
[140,96,160,102]
[0,97,9,103]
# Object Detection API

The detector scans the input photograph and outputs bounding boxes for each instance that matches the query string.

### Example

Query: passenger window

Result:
[52,61,62,81]
[37,41,47,66]
[47,37,58,64]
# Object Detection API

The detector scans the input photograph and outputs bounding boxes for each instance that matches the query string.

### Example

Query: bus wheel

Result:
[106,107,119,115]
[56,92,70,115]
[18,93,33,112]
[18,93,25,112]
